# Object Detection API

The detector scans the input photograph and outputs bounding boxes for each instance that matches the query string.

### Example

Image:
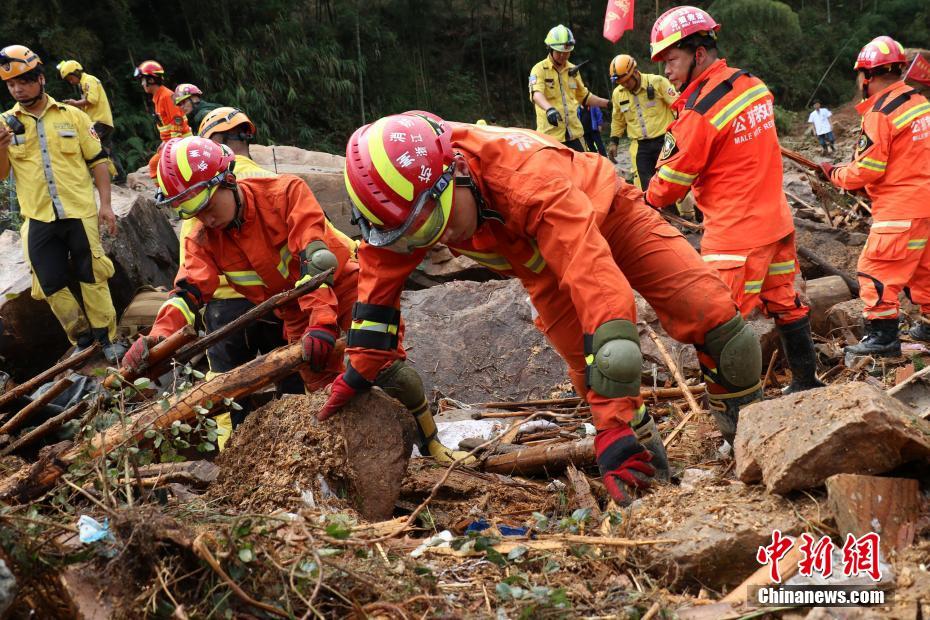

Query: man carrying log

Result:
[821,36,930,358]
[323,111,765,505]
[644,6,824,396]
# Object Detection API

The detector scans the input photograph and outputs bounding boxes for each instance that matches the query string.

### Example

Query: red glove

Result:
[121,335,163,373]
[819,162,835,180]
[594,425,655,506]
[301,326,337,372]
[317,374,358,421]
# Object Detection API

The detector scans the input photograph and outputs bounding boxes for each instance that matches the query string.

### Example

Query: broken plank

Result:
[566,464,602,519]
[0,378,74,435]
[825,473,920,554]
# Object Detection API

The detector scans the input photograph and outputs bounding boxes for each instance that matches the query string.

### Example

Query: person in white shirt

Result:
[807,101,836,155]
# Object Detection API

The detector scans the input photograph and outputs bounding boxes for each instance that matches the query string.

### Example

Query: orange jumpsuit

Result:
[827,81,930,319]
[149,175,359,386]
[147,85,191,178]
[344,123,739,431]
[646,60,807,325]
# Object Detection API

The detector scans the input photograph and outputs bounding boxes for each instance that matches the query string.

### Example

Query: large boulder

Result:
[0,186,178,378]
[249,145,356,237]
[402,279,568,403]
[735,382,930,494]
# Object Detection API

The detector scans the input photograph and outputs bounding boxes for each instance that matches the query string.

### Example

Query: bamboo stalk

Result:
[103,326,197,389]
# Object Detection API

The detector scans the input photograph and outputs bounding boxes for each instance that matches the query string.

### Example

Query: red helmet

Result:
[854,36,906,71]
[344,112,456,252]
[173,83,203,105]
[155,136,236,219]
[650,6,720,62]
[133,60,164,79]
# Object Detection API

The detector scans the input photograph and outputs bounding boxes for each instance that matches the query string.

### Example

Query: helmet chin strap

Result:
[681,52,698,91]
[17,85,45,109]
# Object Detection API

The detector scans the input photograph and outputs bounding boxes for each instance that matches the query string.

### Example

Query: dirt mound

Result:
[210,390,416,520]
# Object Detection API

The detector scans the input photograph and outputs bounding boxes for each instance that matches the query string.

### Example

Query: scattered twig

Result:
[192,533,289,618]
[640,322,703,416]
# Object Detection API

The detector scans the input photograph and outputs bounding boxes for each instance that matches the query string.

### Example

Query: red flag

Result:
[905,54,930,87]
[603,0,635,43]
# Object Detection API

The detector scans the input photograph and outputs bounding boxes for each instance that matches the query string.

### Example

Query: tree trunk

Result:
[481,437,595,476]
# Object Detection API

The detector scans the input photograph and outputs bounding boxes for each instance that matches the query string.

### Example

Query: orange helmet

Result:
[173,83,203,105]
[198,107,256,140]
[133,60,165,79]
[610,55,638,84]
[344,112,455,252]
[0,45,42,81]
[650,6,720,62]
[854,36,906,71]
[155,136,237,220]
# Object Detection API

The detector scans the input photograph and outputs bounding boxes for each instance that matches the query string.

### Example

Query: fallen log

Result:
[171,269,332,364]
[0,342,307,503]
[0,399,90,456]
[0,344,99,411]
[805,275,853,335]
[0,378,74,436]
[797,246,860,295]
[481,437,594,476]
[102,326,197,389]
[104,268,332,389]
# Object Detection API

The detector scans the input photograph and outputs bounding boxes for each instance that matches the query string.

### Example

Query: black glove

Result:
[546,107,562,127]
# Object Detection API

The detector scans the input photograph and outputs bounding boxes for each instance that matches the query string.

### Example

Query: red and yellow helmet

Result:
[650,6,720,62]
[173,83,203,105]
[198,106,256,139]
[854,36,906,71]
[155,136,236,220]
[0,45,42,81]
[133,60,164,79]
[344,112,456,253]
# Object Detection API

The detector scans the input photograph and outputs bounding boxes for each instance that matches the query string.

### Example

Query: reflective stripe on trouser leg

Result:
[46,288,91,344]
[79,216,117,340]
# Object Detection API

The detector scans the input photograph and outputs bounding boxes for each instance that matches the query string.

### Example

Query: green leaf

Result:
[495,582,513,600]
[143,429,157,439]
[570,508,591,523]
[159,399,170,412]
[507,545,528,560]
[238,547,254,563]
[178,423,192,434]
[133,377,152,389]
[230,401,243,411]
[191,369,205,379]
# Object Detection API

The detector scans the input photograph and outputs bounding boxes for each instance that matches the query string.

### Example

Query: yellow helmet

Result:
[545,25,575,52]
[0,45,42,81]
[56,59,83,79]
[198,106,257,140]
[610,55,638,84]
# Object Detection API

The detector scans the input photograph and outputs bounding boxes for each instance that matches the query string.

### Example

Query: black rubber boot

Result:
[845,318,901,358]
[776,316,825,394]
[908,317,930,343]
[706,385,763,445]
[92,327,127,364]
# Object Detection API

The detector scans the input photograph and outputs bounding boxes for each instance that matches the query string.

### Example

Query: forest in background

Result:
[0,0,928,170]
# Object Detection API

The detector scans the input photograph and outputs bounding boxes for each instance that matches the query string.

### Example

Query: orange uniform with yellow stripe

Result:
[827,81,930,320]
[344,123,740,431]
[149,175,359,343]
[148,86,192,177]
[645,60,805,325]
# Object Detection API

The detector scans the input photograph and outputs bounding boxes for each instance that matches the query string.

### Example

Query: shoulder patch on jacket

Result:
[855,131,874,157]
[529,74,537,86]
[660,132,678,160]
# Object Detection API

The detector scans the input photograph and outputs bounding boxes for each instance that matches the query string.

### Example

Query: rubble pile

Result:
[0,145,927,619]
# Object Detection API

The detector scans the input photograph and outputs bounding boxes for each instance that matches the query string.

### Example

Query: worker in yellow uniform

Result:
[57,59,123,180]
[0,45,125,363]
[607,54,678,190]
[529,24,609,152]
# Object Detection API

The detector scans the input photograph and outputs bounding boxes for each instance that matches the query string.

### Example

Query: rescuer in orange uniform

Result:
[822,36,930,357]
[323,112,766,504]
[134,61,190,178]
[123,136,464,463]
[645,6,823,396]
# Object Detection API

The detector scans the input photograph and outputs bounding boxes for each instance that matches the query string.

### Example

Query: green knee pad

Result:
[375,360,427,413]
[586,319,643,398]
[704,314,763,389]
[300,240,338,285]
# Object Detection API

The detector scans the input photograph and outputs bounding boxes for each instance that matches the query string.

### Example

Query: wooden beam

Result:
[0,344,99,411]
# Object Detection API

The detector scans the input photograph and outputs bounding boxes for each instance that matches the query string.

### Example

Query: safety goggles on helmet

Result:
[155,175,225,220]
[355,167,455,254]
